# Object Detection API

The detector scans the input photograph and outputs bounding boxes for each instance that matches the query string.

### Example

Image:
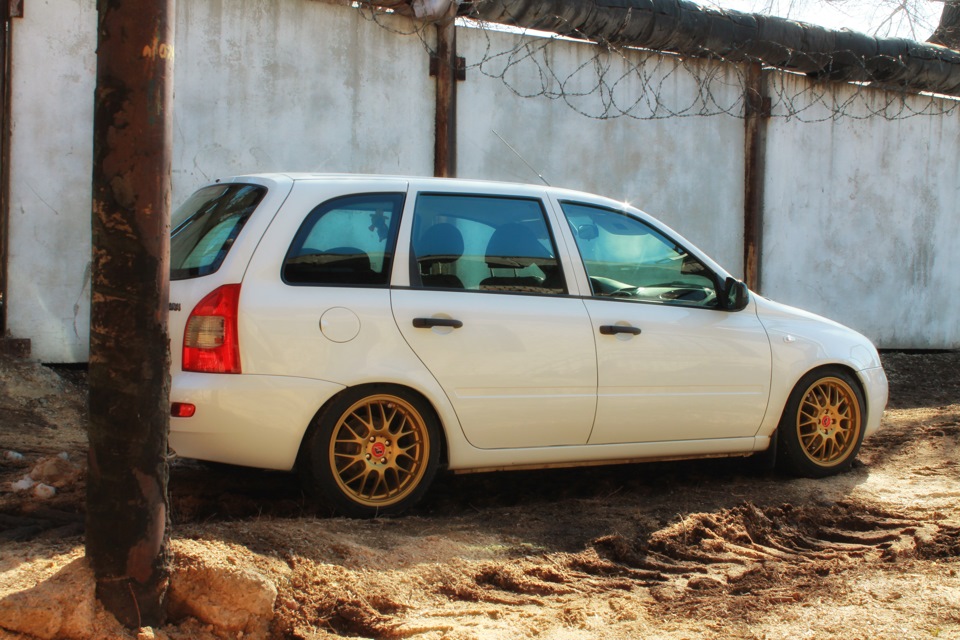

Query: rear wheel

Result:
[777,368,866,477]
[300,386,440,517]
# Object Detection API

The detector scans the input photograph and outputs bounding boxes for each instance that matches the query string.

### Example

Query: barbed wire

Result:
[352,2,960,122]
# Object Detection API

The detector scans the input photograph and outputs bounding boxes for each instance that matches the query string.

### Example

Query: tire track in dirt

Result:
[446,502,952,609]
[586,501,956,619]
[271,500,960,637]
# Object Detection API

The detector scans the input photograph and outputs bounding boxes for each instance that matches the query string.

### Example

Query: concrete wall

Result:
[762,74,960,348]
[456,28,747,273]
[172,0,436,200]
[5,0,959,361]
[7,0,435,362]
[7,0,96,363]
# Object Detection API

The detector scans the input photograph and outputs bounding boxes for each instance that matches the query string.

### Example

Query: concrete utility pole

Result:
[87,0,175,627]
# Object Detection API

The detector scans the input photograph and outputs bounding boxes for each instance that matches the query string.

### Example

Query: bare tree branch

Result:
[704,0,939,39]
[929,0,960,49]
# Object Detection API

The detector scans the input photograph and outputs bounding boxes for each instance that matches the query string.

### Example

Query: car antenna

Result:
[492,129,550,186]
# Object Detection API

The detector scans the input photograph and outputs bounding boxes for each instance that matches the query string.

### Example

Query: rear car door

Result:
[391,188,598,449]
[236,178,410,383]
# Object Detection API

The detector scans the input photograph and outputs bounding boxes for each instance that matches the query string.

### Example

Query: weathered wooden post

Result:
[433,4,458,177]
[87,0,175,627]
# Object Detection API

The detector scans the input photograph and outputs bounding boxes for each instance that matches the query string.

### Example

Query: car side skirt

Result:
[445,436,764,473]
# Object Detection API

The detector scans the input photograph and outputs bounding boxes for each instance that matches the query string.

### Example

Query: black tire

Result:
[777,367,866,478]
[299,385,441,518]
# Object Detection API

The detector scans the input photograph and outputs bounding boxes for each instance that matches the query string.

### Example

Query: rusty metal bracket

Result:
[745,90,771,119]
[8,0,23,19]
[743,63,768,293]
[429,55,466,81]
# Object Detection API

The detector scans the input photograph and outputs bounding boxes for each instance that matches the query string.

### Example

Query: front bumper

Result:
[860,366,888,438]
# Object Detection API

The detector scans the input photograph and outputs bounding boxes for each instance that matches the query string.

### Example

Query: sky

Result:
[705,0,943,41]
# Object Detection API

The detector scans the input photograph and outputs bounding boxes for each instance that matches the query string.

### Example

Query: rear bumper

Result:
[169,372,345,470]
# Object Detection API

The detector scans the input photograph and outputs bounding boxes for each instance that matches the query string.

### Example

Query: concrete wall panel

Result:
[7,0,435,361]
[762,75,960,348]
[456,28,748,274]
[172,1,435,200]
[7,0,96,362]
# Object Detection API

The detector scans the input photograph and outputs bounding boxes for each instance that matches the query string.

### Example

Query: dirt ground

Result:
[0,351,958,639]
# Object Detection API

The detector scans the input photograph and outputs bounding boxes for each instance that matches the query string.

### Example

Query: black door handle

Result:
[599,325,642,336]
[413,317,463,329]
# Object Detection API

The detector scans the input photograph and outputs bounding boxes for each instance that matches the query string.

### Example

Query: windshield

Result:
[170,184,266,280]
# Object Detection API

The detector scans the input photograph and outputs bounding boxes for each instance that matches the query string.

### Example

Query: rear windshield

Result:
[170,184,267,280]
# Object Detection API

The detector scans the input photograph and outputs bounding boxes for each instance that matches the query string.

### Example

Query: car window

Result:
[171,184,267,280]
[410,194,566,295]
[560,201,718,308]
[283,193,404,286]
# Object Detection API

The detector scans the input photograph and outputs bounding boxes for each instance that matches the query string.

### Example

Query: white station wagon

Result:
[168,174,888,517]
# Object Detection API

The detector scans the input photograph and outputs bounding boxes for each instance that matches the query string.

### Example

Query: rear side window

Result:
[171,184,267,280]
[411,194,566,295]
[283,193,404,286]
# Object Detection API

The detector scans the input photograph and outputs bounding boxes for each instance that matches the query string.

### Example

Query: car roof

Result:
[210,172,733,284]
[223,172,626,207]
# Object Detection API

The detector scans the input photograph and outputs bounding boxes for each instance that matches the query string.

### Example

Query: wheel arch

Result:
[775,362,869,477]
[780,362,869,427]
[294,381,451,471]
[760,358,871,442]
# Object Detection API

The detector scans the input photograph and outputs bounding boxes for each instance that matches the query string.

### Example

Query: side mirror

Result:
[720,277,749,311]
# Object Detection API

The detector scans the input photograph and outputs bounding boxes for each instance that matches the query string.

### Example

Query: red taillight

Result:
[182,284,242,373]
[171,402,196,418]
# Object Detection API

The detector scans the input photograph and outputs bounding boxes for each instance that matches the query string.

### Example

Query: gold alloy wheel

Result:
[328,394,430,508]
[795,376,862,467]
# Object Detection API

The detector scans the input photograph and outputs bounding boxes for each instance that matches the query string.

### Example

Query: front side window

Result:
[411,194,566,295]
[171,184,267,280]
[283,193,404,286]
[560,201,718,308]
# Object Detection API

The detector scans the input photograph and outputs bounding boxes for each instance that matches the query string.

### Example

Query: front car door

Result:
[556,200,772,445]
[391,188,597,449]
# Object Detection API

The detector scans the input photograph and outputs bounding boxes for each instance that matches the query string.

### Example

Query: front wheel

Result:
[777,368,866,478]
[299,386,441,517]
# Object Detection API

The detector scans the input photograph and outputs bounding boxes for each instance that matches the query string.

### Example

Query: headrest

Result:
[485,223,553,269]
[417,223,464,265]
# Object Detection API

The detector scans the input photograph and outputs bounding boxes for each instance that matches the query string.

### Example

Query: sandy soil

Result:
[0,351,958,639]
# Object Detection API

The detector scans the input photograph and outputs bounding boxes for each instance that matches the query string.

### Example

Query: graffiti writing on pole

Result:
[141,40,174,61]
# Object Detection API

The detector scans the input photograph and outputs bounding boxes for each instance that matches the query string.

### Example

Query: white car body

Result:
[168,174,886,484]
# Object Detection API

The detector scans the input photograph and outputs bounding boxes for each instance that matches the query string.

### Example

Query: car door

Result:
[557,200,772,445]
[391,189,598,450]
[237,180,411,383]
